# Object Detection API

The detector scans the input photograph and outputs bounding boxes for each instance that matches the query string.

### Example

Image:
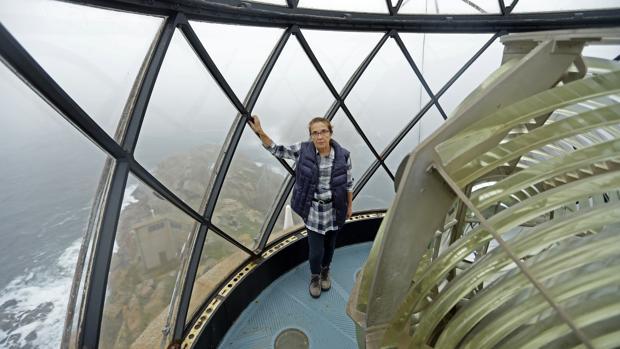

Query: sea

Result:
[0,126,285,348]
[0,132,109,348]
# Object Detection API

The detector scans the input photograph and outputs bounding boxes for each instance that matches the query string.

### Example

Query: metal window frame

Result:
[375,32,504,182]
[2,7,498,346]
[255,19,506,257]
[66,0,620,33]
[170,18,295,342]
[3,1,619,348]
[255,27,398,252]
[295,27,395,179]
[171,24,295,342]
[255,29,396,251]
[1,12,255,347]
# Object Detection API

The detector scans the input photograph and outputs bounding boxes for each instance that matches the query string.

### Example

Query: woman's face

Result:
[310,121,332,152]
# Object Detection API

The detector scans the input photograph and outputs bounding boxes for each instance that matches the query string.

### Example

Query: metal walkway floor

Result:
[218,242,372,349]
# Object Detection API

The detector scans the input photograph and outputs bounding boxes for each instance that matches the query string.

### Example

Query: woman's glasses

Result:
[310,129,331,138]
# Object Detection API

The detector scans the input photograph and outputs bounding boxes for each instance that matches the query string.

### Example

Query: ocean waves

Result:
[0,239,81,349]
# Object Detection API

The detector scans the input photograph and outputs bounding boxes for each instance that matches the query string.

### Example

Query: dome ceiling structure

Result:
[0,0,619,348]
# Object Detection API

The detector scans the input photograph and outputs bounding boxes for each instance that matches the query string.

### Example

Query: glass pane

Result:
[386,124,420,175]
[298,0,389,13]
[582,44,620,61]
[100,174,197,349]
[385,105,444,173]
[420,103,446,140]
[269,191,305,244]
[512,0,620,12]
[252,37,335,145]
[135,30,239,212]
[331,109,377,185]
[354,167,395,211]
[0,62,107,348]
[186,230,249,324]
[0,0,162,138]
[212,129,289,250]
[301,29,384,91]
[190,21,283,100]
[346,38,424,153]
[400,0,500,14]
[438,37,503,117]
[401,33,495,93]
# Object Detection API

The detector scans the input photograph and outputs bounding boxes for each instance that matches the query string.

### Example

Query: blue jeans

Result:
[307,229,339,275]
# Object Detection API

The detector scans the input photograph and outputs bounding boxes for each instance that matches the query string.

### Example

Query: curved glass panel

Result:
[385,105,444,173]
[298,0,389,14]
[438,37,503,117]
[252,38,335,145]
[354,168,395,211]
[186,230,249,324]
[0,62,107,348]
[399,0,500,14]
[270,191,305,244]
[135,30,239,212]
[330,108,377,184]
[0,0,162,138]
[512,0,620,12]
[401,33,495,93]
[99,174,197,349]
[190,21,284,100]
[346,38,424,153]
[583,44,620,61]
[301,29,384,92]
[419,104,445,143]
[212,129,288,249]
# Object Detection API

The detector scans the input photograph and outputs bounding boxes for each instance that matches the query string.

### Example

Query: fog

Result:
[0,0,619,348]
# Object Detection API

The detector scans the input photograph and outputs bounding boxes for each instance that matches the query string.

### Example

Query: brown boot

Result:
[309,274,321,298]
[320,266,331,291]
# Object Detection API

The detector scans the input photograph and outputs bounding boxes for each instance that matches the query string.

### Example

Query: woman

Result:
[249,115,353,298]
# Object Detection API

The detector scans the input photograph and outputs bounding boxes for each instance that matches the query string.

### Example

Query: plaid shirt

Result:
[266,142,353,235]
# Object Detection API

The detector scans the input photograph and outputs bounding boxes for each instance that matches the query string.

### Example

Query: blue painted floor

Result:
[218,242,372,349]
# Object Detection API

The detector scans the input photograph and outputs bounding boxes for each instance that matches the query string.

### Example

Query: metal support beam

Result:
[382,99,436,165]
[499,0,507,15]
[353,160,382,198]
[0,23,126,160]
[357,32,501,195]
[507,0,520,14]
[292,26,341,101]
[294,30,394,201]
[66,0,620,33]
[392,32,448,120]
[394,0,405,14]
[201,27,293,221]
[386,0,396,16]
[80,160,130,348]
[78,14,180,348]
[256,176,296,252]
[171,224,210,342]
[341,103,395,181]
[434,31,503,101]
[172,25,294,344]
[178,16,246,114]
[121,13,180,153]
[325,31,390,120]
[294,27,393,182]
[129,160,205,223]
[259,28,394,250]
